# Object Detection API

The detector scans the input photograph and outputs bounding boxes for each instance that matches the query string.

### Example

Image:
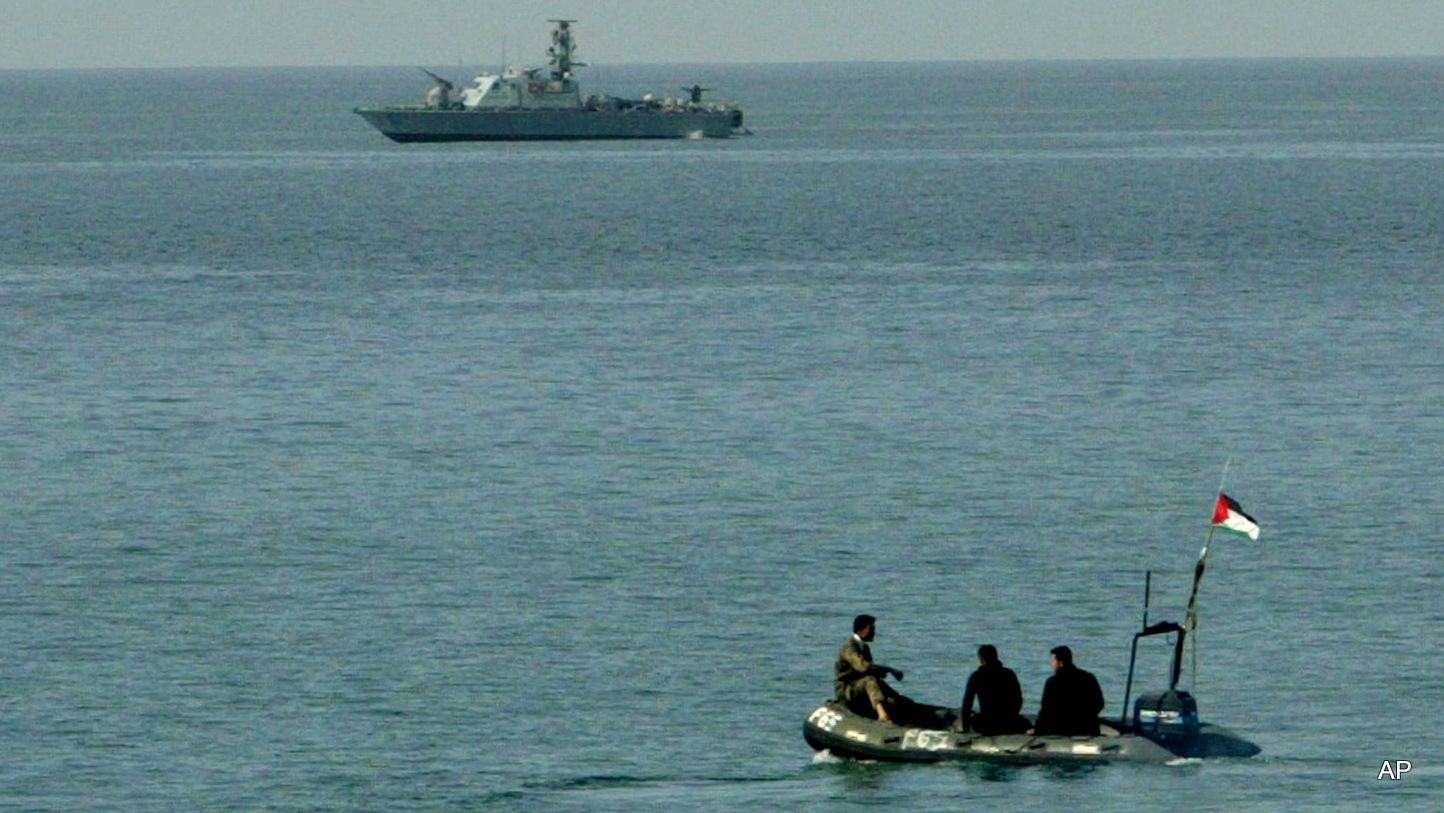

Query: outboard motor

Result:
[1134,690,1199,749]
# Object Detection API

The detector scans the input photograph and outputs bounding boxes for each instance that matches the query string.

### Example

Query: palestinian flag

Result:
[1212,493,1259,540]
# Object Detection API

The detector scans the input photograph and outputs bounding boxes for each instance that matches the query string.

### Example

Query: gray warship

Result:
[354,20,745,142]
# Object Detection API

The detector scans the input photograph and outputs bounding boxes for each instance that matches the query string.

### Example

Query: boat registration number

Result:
[808,706,844,732]
[903,729,955,752]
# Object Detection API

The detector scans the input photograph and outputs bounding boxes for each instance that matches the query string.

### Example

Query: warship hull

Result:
[354,106,742,142]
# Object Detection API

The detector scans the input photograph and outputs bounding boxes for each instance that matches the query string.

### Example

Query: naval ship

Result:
[354,20,746,142]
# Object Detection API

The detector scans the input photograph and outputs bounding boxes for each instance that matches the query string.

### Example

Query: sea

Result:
[2,58,1442,812]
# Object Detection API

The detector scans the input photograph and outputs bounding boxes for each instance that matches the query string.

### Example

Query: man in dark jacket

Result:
[960,644,1029,735]
[1030,645,1105,736]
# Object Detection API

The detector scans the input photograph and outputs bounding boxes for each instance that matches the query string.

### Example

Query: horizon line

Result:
[6,53,1444,73]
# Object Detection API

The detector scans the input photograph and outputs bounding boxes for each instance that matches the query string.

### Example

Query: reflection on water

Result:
[975,763,1021,783]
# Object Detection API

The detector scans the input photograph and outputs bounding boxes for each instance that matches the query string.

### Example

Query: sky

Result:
[5,0,1444,70]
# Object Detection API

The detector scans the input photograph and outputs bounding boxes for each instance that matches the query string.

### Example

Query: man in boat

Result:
[960,644,1030,735]
[835,614,911,723]
[1029,645,1105,736]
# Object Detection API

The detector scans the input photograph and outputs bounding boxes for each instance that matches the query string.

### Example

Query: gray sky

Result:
[6,0,1443,69]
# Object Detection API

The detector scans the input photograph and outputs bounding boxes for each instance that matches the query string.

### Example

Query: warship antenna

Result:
[547,18,584,80]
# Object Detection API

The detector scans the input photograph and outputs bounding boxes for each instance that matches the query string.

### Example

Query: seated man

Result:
[960,644,1030,735]
[1030,645,1105,736]
[835,614,910,723]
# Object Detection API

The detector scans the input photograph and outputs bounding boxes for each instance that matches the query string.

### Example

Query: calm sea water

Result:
[2,59,1442,811]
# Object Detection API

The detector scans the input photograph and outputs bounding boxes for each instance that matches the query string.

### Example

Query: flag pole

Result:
[1184,524,1214,636]
[1184,523,1215,687]
[1184,461,1230,688]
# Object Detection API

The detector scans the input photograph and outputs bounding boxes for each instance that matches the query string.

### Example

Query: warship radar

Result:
[354,20,746,142]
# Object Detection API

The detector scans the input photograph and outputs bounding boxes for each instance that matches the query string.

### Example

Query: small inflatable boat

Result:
[805,571,1261,765]
[803,690,1259,764]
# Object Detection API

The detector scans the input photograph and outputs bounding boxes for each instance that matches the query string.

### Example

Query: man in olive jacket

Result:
[835,614,909,723]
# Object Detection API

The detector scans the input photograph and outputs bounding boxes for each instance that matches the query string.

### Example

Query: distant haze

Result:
[7,0,1444,69]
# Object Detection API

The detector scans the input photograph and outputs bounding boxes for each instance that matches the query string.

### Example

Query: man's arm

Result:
[960,672,978,732]
[839,641,883,680]
[1030,677,1054,734]
[841,641,901,680]
[1087,672,1105,716]
[1005,670,1023,716]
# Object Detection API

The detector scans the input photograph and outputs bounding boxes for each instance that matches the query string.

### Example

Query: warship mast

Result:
[547,19,584,80]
